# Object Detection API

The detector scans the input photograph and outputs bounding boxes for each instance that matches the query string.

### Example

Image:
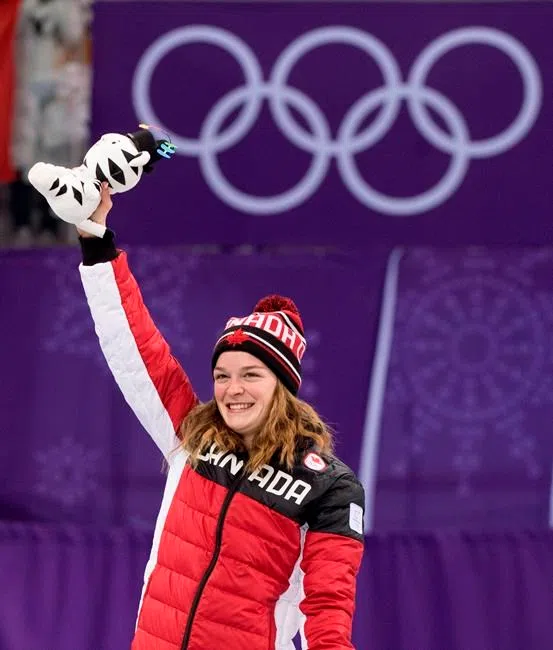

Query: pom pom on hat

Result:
[253,294,303,332]
[254,294,300,316]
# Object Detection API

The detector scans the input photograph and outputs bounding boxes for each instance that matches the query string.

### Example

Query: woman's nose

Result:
[228,379,245,394]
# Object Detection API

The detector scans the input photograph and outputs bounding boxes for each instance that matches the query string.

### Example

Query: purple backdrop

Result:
[363,247,553,533]
[91,2,553,247]
[3,243,553,648]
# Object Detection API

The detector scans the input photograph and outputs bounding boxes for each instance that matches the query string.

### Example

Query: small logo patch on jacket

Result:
[303,452,327,472]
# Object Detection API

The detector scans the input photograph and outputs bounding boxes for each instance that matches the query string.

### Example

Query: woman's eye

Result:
[244,372,259,378]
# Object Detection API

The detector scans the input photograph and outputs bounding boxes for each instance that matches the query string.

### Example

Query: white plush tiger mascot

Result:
[28,127,175,236]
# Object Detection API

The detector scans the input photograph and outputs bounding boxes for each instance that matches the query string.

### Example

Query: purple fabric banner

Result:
[3,524,553,650]
[91,2,552,247]
[0,524,148,650]
[364,247,553,532]
[355,530,553,650]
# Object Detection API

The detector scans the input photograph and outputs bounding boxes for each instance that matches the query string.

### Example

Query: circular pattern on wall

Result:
[403,274,545,421]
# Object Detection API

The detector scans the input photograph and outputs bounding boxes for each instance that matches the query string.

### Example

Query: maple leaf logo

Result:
[226,329,249,346]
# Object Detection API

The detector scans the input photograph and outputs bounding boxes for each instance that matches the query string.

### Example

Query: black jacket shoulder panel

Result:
[301,454,365,542]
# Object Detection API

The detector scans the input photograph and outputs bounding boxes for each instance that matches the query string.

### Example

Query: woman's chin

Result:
[225,416,262,438]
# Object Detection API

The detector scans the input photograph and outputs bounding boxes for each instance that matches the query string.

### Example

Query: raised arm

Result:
[300,472,365,649]
[78,185,197,459]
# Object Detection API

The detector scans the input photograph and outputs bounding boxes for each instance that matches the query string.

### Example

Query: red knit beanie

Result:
[212,295,306,395]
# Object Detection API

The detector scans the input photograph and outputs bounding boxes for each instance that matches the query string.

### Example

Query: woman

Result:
[78,184,365,650]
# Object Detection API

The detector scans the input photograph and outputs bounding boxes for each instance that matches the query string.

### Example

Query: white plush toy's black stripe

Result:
[72,187,83,205]
[95,164,109,187]
[122,150,139,165]
[108,158,125,182]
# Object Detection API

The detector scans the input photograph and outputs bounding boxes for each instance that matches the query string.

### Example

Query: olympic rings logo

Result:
[132,25,542,216]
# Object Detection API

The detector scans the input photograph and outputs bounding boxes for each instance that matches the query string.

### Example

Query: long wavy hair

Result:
[179,381,334,472]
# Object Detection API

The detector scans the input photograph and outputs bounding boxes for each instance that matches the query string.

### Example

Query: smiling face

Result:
[213,351,278,446]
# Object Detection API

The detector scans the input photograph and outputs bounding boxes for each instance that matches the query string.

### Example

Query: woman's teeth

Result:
[228,403,253,411]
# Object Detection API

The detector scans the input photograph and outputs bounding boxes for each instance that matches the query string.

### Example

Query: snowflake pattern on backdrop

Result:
[40,249,197,367]
[130,247,197,361]
[34,436,102,508]
[37,249,197,517]
[40,252,107,365]
[384,249,553,496]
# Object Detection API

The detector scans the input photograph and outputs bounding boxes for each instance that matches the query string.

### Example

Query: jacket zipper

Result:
[180,472,245,650]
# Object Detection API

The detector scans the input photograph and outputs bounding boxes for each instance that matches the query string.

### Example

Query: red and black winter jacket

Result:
[79,231,365,650]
